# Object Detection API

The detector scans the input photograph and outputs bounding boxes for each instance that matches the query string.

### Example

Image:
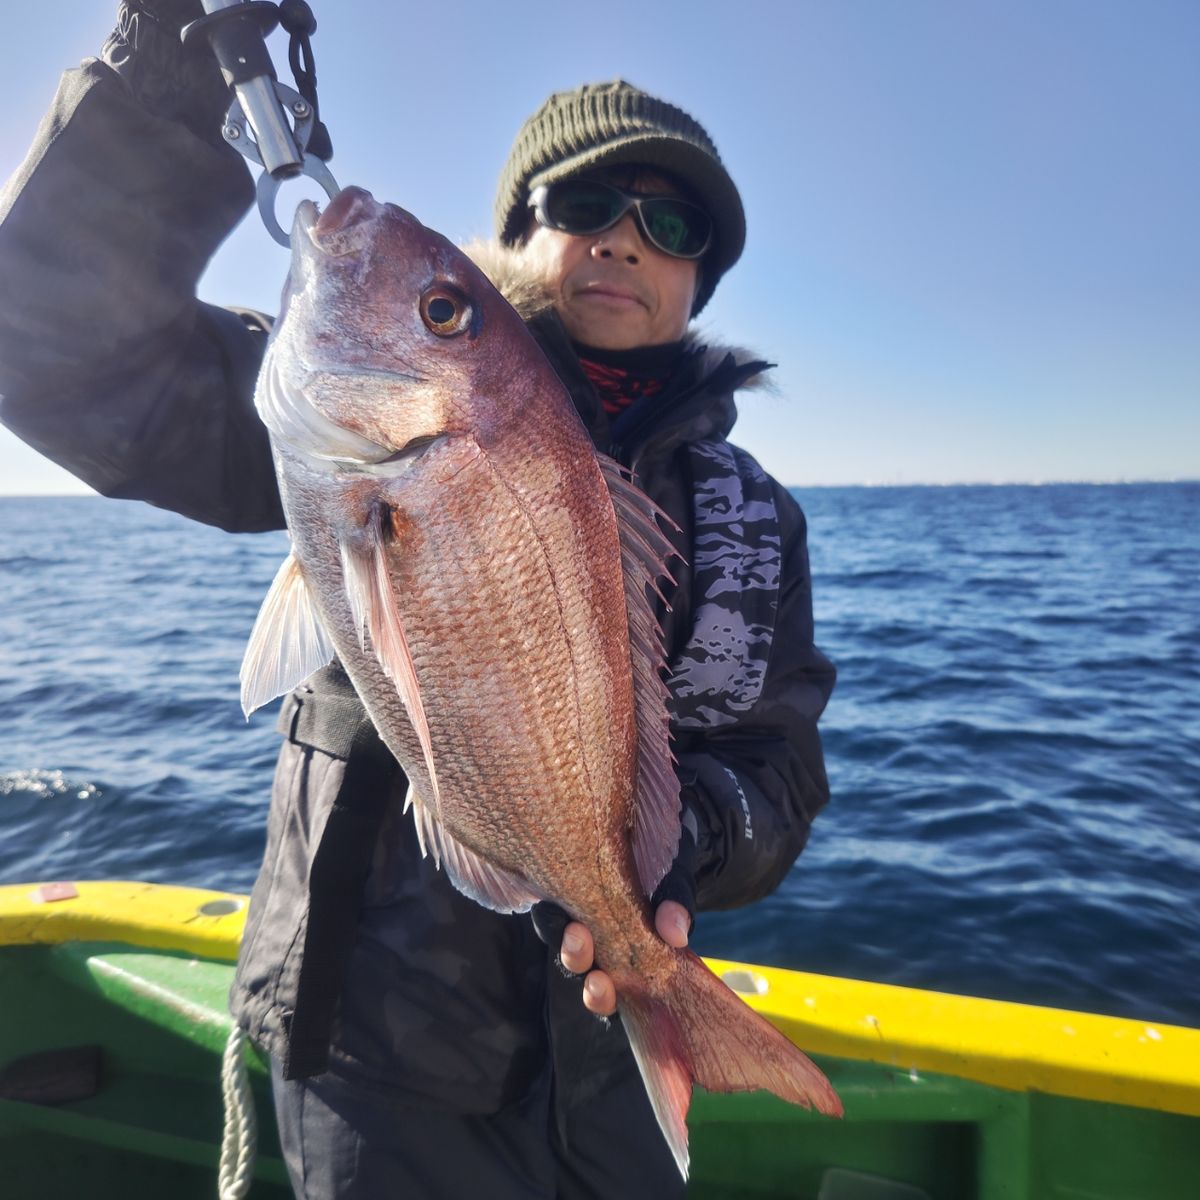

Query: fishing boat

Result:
[0,881,1195,1199]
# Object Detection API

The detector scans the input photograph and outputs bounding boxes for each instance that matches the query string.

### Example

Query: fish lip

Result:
[291,188,382,258]
[312,186,382,251]
[293,199,320,243]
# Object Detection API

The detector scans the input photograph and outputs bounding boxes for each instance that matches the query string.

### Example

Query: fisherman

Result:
[0,4,835,1197]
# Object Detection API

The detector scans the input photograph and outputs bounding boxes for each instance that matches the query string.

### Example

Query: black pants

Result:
[271,1055,686,1199]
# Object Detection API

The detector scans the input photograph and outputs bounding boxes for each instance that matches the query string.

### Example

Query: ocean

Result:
[1,484,1197,1027]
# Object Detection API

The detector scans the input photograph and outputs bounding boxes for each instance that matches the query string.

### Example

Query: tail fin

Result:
[619,950,842,1179]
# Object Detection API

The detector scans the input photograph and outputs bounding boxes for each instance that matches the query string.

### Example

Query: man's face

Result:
[520,169,701,350]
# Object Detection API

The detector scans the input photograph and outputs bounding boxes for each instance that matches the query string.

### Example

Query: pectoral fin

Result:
[340,517,441,805]
[240,552,335,717]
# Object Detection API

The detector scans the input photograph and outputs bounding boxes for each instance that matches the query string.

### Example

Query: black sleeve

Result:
[675,484,835,911]
[0,51,284,533]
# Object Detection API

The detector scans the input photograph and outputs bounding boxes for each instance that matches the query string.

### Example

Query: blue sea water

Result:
[1,485,1197,1027]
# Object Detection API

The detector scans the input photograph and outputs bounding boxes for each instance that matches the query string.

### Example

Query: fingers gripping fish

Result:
[240,187,841,1176]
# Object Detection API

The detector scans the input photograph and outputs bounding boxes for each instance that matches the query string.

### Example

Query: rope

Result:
[218,1024,258,1200]
[280,0,333,161]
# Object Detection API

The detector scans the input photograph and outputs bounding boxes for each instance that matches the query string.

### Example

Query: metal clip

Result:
[221,80,340,246]
[185,0,340,247]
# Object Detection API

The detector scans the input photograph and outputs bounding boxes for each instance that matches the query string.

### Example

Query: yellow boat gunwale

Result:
[2,879,1196,1119]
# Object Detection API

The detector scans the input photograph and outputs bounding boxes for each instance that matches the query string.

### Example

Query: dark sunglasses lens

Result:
[545,182,625,233]
[640,199,711,257]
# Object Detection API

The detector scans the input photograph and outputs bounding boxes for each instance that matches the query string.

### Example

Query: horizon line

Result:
[1,476,1197,499]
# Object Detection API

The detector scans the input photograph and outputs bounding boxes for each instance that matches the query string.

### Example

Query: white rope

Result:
[218,1024,258,1200]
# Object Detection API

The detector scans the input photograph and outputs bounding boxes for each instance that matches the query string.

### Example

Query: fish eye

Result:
[419,285,473,337]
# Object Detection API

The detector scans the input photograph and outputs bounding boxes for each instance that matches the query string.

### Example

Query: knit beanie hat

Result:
[495,80,745,315]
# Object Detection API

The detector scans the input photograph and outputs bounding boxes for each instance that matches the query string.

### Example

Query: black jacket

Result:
[0,56,834,1107]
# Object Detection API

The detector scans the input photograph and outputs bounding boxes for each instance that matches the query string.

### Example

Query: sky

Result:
[1,1,1197,492]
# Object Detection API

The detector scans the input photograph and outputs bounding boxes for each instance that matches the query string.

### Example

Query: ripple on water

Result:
[4,489,1199,1025]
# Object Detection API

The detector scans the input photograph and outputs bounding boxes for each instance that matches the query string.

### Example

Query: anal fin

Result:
[406,784,542,914]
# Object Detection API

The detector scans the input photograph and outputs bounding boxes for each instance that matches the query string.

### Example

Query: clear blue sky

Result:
[2,1,1197,491]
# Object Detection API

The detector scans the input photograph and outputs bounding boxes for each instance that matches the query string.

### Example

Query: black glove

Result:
[100,0,233,147]
[649,812,698,934]
[530,901,577,974]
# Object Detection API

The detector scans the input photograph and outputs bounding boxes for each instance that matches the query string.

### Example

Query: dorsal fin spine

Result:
[597,455,685,898]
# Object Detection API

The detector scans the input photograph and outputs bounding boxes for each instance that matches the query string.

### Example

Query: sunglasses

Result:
[529,180,713,260]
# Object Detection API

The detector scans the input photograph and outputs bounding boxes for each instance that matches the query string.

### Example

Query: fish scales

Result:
[286,419,634,891]
[388,445,635,884]
[242,186,841,1178]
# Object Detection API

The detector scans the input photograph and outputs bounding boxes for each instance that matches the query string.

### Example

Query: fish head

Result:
[259,186,555,473]
[247,188,590,803]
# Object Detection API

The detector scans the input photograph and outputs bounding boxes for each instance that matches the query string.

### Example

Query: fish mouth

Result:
[293,198,320,240]
[315,186,377,238]
[292,187,382,255]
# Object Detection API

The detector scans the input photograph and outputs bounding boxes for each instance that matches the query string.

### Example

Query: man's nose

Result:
[590,213,642,263]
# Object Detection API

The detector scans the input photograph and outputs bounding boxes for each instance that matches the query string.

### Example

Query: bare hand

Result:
[559,901,692,1017]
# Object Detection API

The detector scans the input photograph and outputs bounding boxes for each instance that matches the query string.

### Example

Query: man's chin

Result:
[560,309,649,352]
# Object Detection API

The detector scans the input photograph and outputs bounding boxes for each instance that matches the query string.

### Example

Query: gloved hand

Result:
[649,807,698,931]
[530,900,575,970]
[531,817,698,1017]
[100,0,233,147]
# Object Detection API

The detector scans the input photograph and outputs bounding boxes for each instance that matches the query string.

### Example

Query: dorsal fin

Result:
[240,551,335,717]
[598,455,684,897]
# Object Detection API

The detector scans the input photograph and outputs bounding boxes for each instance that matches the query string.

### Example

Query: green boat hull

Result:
[1,885,1196,1199]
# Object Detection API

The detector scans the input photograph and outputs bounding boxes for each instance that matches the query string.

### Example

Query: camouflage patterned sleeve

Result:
[0,35,285,533]
[674,484,835,912]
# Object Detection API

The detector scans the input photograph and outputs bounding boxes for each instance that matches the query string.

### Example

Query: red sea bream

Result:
[240,187,841,1175]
